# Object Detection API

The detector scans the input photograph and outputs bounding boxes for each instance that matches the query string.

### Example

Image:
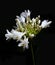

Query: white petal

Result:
[20,12,27,18]
[16,16,25,24]
[20,16,25,23]
[26,10,31,16]
[5,29,13,40]
[11,29,26,41]
[18,36,29,49]
[41,20,52,28]
[20,10,31,18]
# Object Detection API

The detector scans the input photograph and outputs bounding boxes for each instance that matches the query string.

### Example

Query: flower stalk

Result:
[31,43,35,65]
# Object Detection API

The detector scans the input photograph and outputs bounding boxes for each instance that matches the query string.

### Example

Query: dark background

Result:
[0,0,55,65]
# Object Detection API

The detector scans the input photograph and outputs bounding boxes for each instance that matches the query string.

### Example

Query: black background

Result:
[0,0,55,65]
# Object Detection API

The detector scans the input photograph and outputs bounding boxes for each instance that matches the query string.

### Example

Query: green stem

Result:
[31,43,35,65]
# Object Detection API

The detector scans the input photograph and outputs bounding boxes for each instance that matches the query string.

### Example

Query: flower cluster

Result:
[5,10,52,49]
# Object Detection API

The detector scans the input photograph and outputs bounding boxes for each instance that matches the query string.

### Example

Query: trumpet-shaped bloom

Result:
[20,10,31,18]
[18,36,29,49]
[16,16,25,23]
[5,30,13,40]
[40,20,52,28]
[11,29,26,41]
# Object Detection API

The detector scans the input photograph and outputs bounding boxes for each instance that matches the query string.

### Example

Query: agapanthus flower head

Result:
[5,10,52,50]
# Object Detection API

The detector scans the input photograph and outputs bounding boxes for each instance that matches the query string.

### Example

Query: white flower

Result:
[11,29,26,41]
[40,20,52,28]
[18,36,29,49]
[16,16,25,23]
[20,10,31,18]
[5,29,13,40]
[25,10,31,17]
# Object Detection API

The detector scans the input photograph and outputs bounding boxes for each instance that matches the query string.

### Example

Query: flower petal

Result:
[11,29,26,41]
[18,36,29,49]
[41,20,52,28]
[20,10,31,18]
[5,29,13,40]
